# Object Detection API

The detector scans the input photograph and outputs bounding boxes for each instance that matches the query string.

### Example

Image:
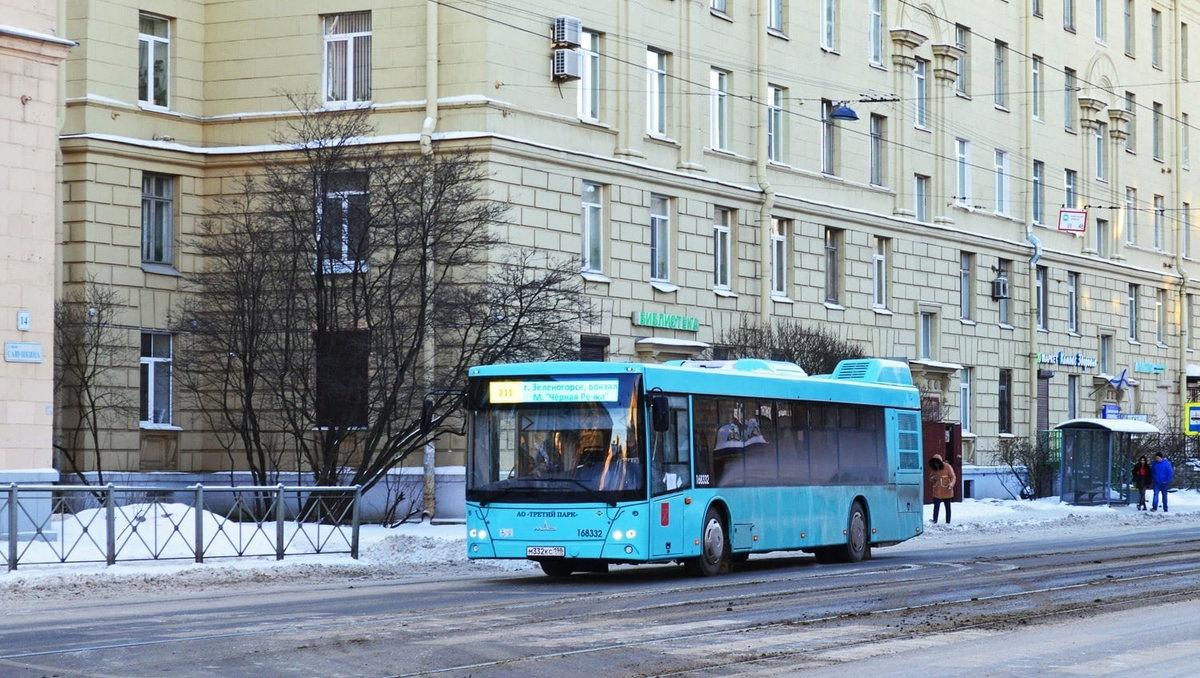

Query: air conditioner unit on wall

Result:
[991,277,1010,300]
[552,48,582,81]
[553,15,582,48]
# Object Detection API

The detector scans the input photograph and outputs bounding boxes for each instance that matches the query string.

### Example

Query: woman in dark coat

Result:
[1132,455,1151,511]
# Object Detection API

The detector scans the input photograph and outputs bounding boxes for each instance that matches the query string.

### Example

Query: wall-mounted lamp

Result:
[830,102,860,121]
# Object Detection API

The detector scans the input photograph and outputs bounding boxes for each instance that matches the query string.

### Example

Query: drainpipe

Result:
[756,0,775,326]
[1173,0,1191,405]
[1022,10,1040,437]
[421,0,439,520]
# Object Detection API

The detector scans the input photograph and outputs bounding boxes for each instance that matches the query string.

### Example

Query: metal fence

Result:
[3,484,361,572]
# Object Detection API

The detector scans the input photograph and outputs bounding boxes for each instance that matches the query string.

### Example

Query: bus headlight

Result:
[612,530,623,540]
[624,529,636,539]
[469,529,478,538]
[477,530,488,540]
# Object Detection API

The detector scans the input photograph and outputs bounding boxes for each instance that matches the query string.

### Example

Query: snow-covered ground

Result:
[3,491,1198,606]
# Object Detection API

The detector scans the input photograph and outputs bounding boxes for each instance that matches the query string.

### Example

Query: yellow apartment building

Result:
[54,0,1200,482]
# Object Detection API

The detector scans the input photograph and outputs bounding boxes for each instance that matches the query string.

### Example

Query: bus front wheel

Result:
[842,500,870,563]
[686,507,730,577]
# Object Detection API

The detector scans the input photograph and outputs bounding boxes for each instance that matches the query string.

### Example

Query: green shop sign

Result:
[632,311,700,332]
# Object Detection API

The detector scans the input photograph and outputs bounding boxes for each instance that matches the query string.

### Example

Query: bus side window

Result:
[692,397,717,487]
[650,396,692,496]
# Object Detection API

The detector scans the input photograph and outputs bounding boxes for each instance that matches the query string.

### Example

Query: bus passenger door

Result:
[650,397,690,557]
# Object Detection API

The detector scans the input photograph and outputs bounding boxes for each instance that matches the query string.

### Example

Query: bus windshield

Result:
[467,374,646,505]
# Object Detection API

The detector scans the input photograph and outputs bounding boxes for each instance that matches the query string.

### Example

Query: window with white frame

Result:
[1099,333,1113,372]
[959,367,972,433]
[710,68,729,150]
[650,194,671,282]
[318,172,369,273]
[138,14,170,108]
[1153,102,1164,159]
[1154,194,1165,250]
[955,25,969,95]
[711,0,727,11]
[1125,92,1137,151]
[1033,160,1045,225]
[825,227,841,304]
[1156,288,1167,344]
[1064,0,1076,31]
[1185,202,1193,258]
[767,85,785,162]
[955,138,971,207]
[647,49,668,136]
[1034,0,1043,17]
[1036,265,1048,330]
[915,174,929,222]
[769,0,784,32]
[141,173,173,265]
[998,368,1012,434]
[1125,187,1138,245]
[994,149,1009,215]
[868,0,883,65]
[1096,218,1111,258]
[1032,56,1043,120]
[1183,23,1190,79]
[140,332,172,426]
[581,182,603,273]
[1067,271,1080,332]
[324,12,371,105]
[771,218,789,296]
[1151,9,1162,67]
[998,259,1011,325]
[872,236,889,309]
[821,99,837,174]
[1065,68,1078,130]
[1096,0,1106,42]
[1189,294,1196,350]
[919,310,936,359]
[994,40,1007,108]
[960,251,974,320]
[821,0,837,51]
[578,31,600,121]
[1096,121,1108,180]
[1184,113,1191,168]
[869,114,886,186]
[1067,374,1079,419]
[915,58,929,126]
[1124,0,1135,55]
[713,207,732,290]
[1065,168,1078,208]
[1129,283,1140,340]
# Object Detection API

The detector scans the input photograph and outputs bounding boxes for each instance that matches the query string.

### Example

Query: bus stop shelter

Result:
[1055,418,1158,506]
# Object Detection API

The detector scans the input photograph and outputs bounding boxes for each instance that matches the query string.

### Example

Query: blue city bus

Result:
[464,358,924,576]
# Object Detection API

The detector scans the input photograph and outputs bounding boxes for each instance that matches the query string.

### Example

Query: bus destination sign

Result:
[490,380,620,404]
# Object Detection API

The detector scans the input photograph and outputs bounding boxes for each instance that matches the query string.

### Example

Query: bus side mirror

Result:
[651,395,670,432]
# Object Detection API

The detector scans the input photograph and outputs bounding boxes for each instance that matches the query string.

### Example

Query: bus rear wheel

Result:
[538,559,574,577]
[686,506,730,577]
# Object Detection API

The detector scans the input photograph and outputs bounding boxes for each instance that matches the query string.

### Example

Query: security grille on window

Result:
[140,333,172,425]
[315,329,369,428]
[325,12,372,104]
[141,173,173,264]
[318,172,369,273]
[580,335,610,362]
[138,14,170,108]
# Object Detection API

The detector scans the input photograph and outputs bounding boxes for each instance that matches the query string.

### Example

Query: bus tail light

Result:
[660,502,670,526]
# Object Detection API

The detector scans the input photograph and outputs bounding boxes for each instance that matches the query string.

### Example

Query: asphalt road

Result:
[3,522,1199,677]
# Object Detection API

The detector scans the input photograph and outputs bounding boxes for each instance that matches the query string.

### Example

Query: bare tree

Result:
[54,283,134,485]
[178,95,591,512]
[995,436,1057,499]
[709,316,866,375]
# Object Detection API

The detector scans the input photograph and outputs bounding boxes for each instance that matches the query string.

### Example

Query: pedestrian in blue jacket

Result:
[1151,452,1175,513]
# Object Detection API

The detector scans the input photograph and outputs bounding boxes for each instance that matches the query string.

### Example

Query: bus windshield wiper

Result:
[535,477,618,507]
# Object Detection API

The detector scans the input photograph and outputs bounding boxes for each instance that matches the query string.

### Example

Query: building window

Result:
[314,329,369,428]
[824,227,841,304]
[711,0,727,11]
[920,310,936,359]
[998,259,1011,325]
[1125,92,1137,151]
[821,0,837,51]
[1184,113,1191,168]
[1032,56,1043,120]
[324,12,371,105]
[959,367,972,434]
[994,149,1009,215]
[1152,9,1162,68]
[647,50,668,136]
[1095,0,1107,42]
[1125,187,1138,245]
[994,40,1007,108]
[771,218,789,296]
[581,182,603,273]
[1067,271,1080,332]
[999,368,1012,434]
[141,173,173,265]
[914,58,929,127]
[1096,122,1108,180]
[955,25,970,95]
[1184,202,1193,258]
[1129,283,1140,340]
[1036,265,1048,330]
[955,138,971,207]
[578,31,600,121]
[1153,102,1164,159]
[1124,0,1135,55]
[1184,23,1191,79]
[1156,288,1167,344]
[1099,333,1113,372]
[1067,374,1079,419]
[868,0,883,65]
[767,85,785,162]
[318,172,369,273]
[1065,68,1078,131]
[710,69,730,150]
[580,335,610,362]
[138,14,170,108]
[821,99,837,174]
[140,332,172,426]
[769,0,784,31]
[915,174,930,222]
[960,252,974,321]
[869,114,886,186]
[1033,160,1045,225]
[1034,0,1044,17]
[1188,294,1196,351]
[1064,0,1076,31]
[872,236,889,309]
[1096,218,1111,258]
[1154,194,1165,250]
[714,207,732,291]
[650,195,671,282]
[1065,169,1078,208]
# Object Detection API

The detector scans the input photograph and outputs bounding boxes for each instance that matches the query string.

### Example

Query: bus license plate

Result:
[527,546,565,557]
